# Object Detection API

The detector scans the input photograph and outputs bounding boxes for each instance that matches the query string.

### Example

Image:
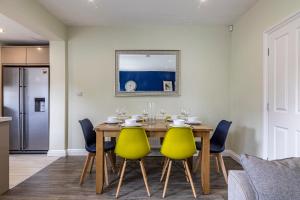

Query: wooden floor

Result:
[1,156,242,200]
[9,155,59,189]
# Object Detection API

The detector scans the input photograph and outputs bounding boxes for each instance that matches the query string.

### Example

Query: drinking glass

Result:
[148,102,156,124]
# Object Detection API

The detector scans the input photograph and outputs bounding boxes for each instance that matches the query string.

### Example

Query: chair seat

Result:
[85,141,115,153]
[195,142,224,153]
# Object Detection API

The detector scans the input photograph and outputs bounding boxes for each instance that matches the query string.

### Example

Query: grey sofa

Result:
[228,170,255,200]
[229,156,300,200]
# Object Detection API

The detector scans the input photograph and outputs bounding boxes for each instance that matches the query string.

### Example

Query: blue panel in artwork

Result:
[119,71,175,91]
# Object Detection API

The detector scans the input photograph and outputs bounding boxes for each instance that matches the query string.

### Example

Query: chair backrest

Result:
[79,118,96,148]
[161,127,196,160]
[210,120,232,149]
[115,127,151,160]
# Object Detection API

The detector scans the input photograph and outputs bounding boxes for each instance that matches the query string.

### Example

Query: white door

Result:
[268,16,300,160]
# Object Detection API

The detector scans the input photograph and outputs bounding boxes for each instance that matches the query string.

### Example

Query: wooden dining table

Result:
[94,119,213,195]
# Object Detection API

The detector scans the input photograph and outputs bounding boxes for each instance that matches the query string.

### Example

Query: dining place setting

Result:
[103,106,203,129]
[78,103,231,199]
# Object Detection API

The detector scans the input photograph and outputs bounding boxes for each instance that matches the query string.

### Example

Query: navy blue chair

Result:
[79,118,116,185]
[194,120,232,184]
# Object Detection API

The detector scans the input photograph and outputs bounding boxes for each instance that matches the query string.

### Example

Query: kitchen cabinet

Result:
[27,47,49,64]
[1,46,49,65]
[1,47,26,64]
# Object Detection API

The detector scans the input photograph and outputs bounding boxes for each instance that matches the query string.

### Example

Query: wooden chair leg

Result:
[217,153,228,184]
[182,160,190,183]
[160,158,170,182]
[118,159,125,177]
[139,160,151,197]
[215,155,220,173]
[193,151,202,173]
[104,154,109,186]
[80,153,93,185]
[184,160,197,198]
[90,156,95,174]
[162,160,172,198]
[116,159,127,198]
[107,151,117,173]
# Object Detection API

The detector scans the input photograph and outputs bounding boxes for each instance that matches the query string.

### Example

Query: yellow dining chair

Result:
[160,127,197,198]
[114,127,151,198]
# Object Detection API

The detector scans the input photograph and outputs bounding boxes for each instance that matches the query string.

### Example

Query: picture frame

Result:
[115,50,180,96]
[163,81,173,92]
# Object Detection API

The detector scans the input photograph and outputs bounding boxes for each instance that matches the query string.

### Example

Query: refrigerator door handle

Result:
[19,113,24,150]
[22,68,26,150]
[19,68,26,150]
[19,68,23,114]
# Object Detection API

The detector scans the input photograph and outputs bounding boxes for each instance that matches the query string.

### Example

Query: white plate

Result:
[104,121,121,124]
[169,124,191,128]
[121,123,142,127]
[185,121,202,125]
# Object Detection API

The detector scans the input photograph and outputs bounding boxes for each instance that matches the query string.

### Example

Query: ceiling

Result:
[0,13,47,44]
[38,0,257,26]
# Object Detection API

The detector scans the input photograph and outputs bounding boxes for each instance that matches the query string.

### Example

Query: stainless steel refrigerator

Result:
[3,67,49,153]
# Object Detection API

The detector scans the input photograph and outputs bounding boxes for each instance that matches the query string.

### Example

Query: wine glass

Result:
[181,108,187,118]
[185,108,191,117]
[115,108,121,118]
[121,107,127,118]
[115,108,122,116]
[160,109,166,119]
[143,108,149,117]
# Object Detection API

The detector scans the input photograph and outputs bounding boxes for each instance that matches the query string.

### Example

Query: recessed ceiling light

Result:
[87,0,99,8]
[200,0,207,2]
[0,28,4,33]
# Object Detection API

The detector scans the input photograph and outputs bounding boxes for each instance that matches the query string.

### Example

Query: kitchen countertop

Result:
[0,117,12,123]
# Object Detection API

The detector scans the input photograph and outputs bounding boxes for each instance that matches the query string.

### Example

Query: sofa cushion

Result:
[228,170,256,200]
[240,154,300,200]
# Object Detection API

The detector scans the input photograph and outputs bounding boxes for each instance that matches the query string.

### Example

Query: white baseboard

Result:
[47,149,67,157]
[222,149,240,164]
[67,149,88,156]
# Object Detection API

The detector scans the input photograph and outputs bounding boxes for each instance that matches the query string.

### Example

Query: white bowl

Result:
[107,116,118,123]
[121,123,142,127]
[187,116,198,122]
[131,114,143,120]
[125,118,137,126]
[173,119,185,126]
[169,124,190,128]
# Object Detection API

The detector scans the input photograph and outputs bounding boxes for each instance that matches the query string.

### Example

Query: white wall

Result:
[48,41,68,154]
[229,0,300,158]
[68,26,231,149]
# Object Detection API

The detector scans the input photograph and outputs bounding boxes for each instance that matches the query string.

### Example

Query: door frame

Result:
[262,10,300,160]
